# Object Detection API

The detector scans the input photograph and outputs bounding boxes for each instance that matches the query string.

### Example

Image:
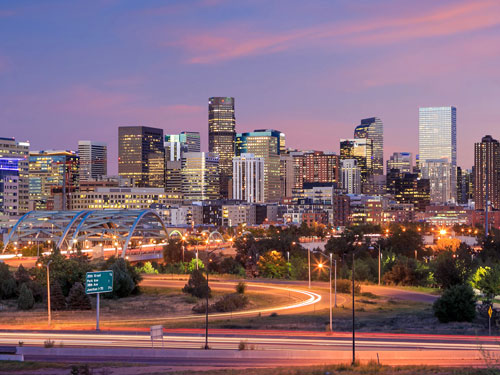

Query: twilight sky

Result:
[1,0,500,173]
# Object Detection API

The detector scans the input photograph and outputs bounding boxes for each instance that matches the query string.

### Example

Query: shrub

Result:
[50,280,66,310]
[67,282,91,310]
[238,341,247,351]
[135,262,158,275]
[192,301,215,314]
[17,283,34,310]
[44,339,55,348]
[335,279,361,294]
[213,293,249,312]
[187,258,204,273]
[383,259,430,286]
[183,269,211,299]
[433,284,476,323]
[104,257,142,298]
[235,281,246,294]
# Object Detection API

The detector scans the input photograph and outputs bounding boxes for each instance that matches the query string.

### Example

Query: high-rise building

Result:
[341,159,361,194]
[354,117,384,175]
[340,139,373,193]
[280,154,295,199]
[208,97,236,198]
[474,135,500,210]
[181,152,220,201]
[457,167,473,205]
[421,159,453,204]
[118,126,164,187]
[236,129,281,202]
[164,131,201,161]
[387,170,430,211]
[0,159,20,216]
[419,106,457,202]
[29,150,79,210]
[232,153,265,203]
[291,150,340,195]
[165,160,182,194]
[387,152,413,173]
[0,137,30,214]
[78,141,107,182]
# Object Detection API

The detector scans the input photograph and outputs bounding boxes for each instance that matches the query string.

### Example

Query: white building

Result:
[421,159,453,204]
[78,141,107,182]
[341,159,361,194]
[232,153,265,203]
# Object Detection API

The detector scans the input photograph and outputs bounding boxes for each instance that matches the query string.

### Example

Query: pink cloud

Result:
[167,0,500,64]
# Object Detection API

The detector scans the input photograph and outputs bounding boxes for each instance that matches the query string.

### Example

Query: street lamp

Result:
[203,242,220,350]
[38,260,53,326]
[351,240,364,366]
[313,250,336,331]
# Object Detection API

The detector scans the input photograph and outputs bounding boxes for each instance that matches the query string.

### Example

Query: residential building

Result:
[0,159,20,215]
[208,97,236,198]
[421,159,453,204]
[232,153,265,203]
[341,159,361,194]
[474,135,500,210]
[279,154,294,199]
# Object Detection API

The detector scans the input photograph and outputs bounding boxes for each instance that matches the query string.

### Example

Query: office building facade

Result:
[118,126,164,188]
[29,150,79,210]
[78,141,107,182]
[341,159,361,194]
[340,138,373,193]
[236,130,281,202]
[181,152,220,201]
[354,117,384,175]
[387,152,413,173]
[418,106,457,202]
[0,137,30,214]
[208,97,236,198]
[421,159,453,204]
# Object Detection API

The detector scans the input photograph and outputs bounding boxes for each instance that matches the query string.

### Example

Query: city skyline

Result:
[2,1,500,172]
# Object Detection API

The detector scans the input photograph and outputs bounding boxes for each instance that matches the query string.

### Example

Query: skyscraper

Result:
[78,141,107,182]
[29,150,79,210]
[421,159,453,204]
[209,97,236,198]
[340,138,373,193]
[181,152,220,201]
[165,131,201,161]
[354,117,384,175]
[341,159,361,194]
[474,135,500,211]
[118,126,164,187]
[418,106,457,202]
[0,137,29,214]
[236,129,281,202]
[233,153,265,203]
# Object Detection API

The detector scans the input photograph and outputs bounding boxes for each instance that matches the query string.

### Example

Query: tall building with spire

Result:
[354,117,384,175]
[208,97,236,198]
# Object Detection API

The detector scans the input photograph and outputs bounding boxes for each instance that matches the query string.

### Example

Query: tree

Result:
[182,269,211,299]
[0,263,17,299]
[17,283,34,310]
[257,250,287,279]
[472,265,500,304]
[383,258,430,286]
[433,247,474,289]
[103,257,141,299]
[50,280,66,310]
[15,264,31,285]
[163,240,183,264]
[433,284,476,323]
[67,282,92,310]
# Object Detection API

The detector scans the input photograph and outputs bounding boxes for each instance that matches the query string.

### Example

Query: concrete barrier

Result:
[0,353,24,361]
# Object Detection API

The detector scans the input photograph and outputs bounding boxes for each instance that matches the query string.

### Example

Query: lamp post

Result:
[38,260,53,326]
[351,240,364,366]
[329,253,333,332]
[308,248,311,289]
[314,250,334,332]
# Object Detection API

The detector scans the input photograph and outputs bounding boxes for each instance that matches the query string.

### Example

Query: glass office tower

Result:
[208,97,236,198]
[354,117,383,175]
[418,106,457,203]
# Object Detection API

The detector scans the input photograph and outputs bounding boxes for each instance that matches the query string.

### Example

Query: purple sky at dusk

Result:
[1,0,500,173]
